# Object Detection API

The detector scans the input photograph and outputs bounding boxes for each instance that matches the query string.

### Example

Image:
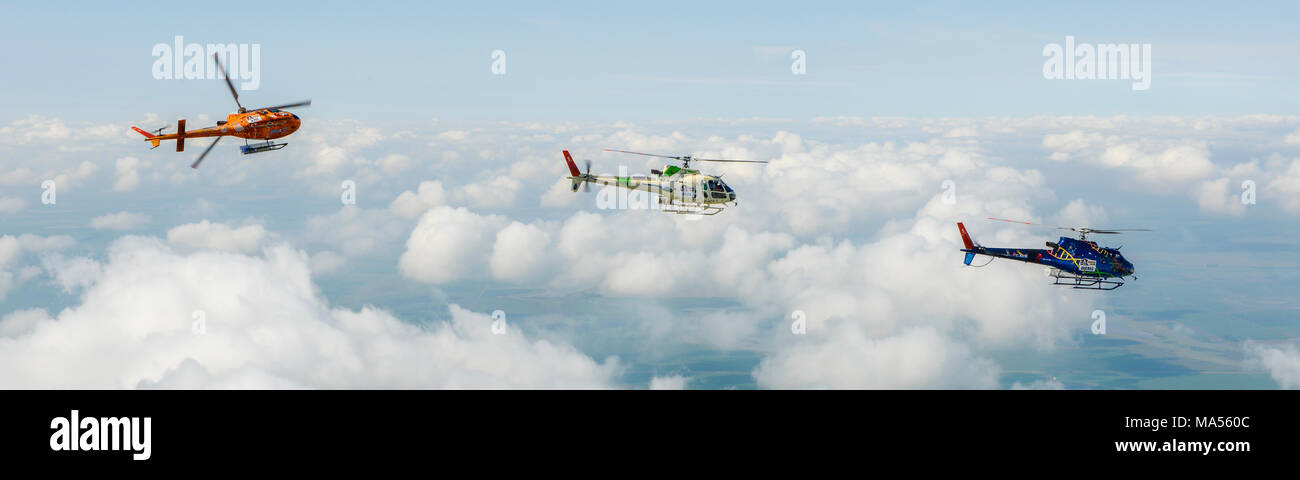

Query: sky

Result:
[1,1,1300,389]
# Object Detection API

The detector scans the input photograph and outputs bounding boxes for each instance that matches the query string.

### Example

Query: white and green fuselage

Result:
[564,151,737,213]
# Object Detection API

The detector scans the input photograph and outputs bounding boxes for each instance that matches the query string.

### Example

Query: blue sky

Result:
[3,1,1299,122]
[1,2,1299,389]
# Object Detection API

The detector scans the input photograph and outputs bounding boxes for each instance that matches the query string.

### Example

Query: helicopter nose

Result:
[729,192,736,201]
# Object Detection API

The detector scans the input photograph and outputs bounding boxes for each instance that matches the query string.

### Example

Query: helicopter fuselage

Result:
[140,109,302,143]
[564,152,737,206]
[575,168,736,205]
[961,235,1135,278]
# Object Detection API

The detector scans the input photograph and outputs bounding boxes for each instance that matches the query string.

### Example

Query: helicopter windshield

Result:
[703,179,734,200]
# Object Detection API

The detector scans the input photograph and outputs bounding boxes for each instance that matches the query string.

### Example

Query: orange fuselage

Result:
[153,109,302,142]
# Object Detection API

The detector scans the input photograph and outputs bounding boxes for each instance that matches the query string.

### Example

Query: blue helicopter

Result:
[958,218,1149,290]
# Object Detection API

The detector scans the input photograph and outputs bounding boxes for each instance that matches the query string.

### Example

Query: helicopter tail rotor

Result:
[583,160,592,193]
[563,150,585,192]
[130,126,163,149]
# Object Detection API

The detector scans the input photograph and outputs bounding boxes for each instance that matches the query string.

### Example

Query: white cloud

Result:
[390,181,448,218]
[310,250,347,275]
[90,211,151,230]
[1247,342,1300,389]
[458,176,522,209]
[489,222,554,283]
[539,178,579,207]
[399,207,508,284]
[41,254,103,293]
[0,197,25,214]
[0,236,19,270]
[113,156,149,192]
[1041,132,1217,190]
[303,206,407,257]
[754,326,1000,389]
[1266,159,1300,214]
[378,154,413,174]
[167,220,266,254]
[1011,378,1066,390]
[391,177,523,214]
[0,234,76,299]
[649,375,689,390]
[1054,199,1109,227]
[0,272,11,301]
[1285,128,1300,145]
[0,309,49,338]
[0,237,619,388]
[1195,177,1247,216]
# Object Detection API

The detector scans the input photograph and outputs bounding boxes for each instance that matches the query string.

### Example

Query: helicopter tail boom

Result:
[130,126,162,148]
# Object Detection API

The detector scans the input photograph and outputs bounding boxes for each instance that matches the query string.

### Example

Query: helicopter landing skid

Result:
[241,141,288,155]
[1048,269,1125,290]
[661,203,723,216]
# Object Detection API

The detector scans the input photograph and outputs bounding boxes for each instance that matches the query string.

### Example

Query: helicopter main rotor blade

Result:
[212,53,244,113]
[252,100,313,111]
[692,158,768,163]
[986,217,1064,229]
[987,218,1152,236]
[1085,228,1152,234]
[191,136,222,169]
[603,149,685,161]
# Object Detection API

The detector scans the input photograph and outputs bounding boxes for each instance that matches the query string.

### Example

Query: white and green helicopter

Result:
[563,148,768,216]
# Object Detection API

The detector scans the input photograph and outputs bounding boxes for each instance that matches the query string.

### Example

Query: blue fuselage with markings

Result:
[962,236,1134,278]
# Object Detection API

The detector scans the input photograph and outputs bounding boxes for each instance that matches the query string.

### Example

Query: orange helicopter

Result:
[131,53,311,169]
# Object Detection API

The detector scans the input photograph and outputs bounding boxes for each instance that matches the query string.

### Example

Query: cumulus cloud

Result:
[1266,159,1300,214]
[1246,342,1300,389]
[113,156,149,192]
[390,181,448,218]
[754,326,1000,389]
[1285,128,1300,145]
[0,236,619,388]
[0,234,76,299]
[166,220,267,254]
[649,375,689,390]
[303,206,408,258]
[7,114,1297,390]
[1011,378,1066,390]
[1195,178,1247,216]
[90,211,151,230]
[489,222,554,283]
[310,250,347,275]
[399,207,508,284]
[390,177,522,215]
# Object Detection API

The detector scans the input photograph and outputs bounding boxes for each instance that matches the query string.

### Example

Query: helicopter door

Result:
[678,180,695,203]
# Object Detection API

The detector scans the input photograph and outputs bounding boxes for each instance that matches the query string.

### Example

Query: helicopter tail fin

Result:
[131,126,161,148]
[175,119,186,152]
[563,150,582,191]
[958,222,976,250]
